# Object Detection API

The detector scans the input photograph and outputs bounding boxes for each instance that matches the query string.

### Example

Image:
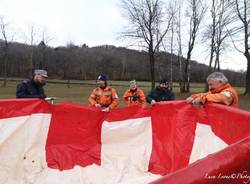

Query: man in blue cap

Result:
[146,79,175,105]
[16,69,48,99]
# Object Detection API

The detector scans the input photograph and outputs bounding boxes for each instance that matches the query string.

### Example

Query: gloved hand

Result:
[191,97,203,108]
[95,104,101,108]
[102,107,110,112]
[186,97,194,104]
[151,99,156,105]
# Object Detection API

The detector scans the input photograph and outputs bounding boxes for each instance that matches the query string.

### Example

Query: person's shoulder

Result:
[154,86,161,92]
[165,88,174,94]
[18,79,30,85]
[110,87,118,92]
[137,88,144,93]
[17,79,31,90]
[124,88,130,93]
[148,87,156,93]
[92,87,100,92]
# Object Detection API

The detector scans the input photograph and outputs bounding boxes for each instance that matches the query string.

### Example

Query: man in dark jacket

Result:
[16,69,48,99]
[146,79,175,105]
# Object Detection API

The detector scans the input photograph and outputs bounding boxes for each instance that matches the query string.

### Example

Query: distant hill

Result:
[0,41,245,86]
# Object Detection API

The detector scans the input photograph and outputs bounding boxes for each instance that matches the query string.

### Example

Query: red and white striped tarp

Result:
[0,99,249,184]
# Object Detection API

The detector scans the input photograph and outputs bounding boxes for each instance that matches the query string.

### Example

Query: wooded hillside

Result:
[0,41,245,86]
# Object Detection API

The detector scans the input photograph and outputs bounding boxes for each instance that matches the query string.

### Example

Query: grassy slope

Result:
[0,80,250,111]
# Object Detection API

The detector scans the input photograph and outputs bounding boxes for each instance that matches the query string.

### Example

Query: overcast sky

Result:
[0,0,247,71]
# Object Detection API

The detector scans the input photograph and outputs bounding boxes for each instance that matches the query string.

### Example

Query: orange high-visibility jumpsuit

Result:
[191,83,238,107]
[122,88,146,107]
[88,86,119,109]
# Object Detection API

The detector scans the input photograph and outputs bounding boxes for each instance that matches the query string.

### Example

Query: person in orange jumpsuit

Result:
[186,72,238,107]
[122,80,146,108]
[88,74,119,112]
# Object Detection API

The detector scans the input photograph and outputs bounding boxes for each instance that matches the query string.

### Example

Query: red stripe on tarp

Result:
[0,99,51,119]
[1,99,250,182]
[151,136,250,184]
[150,102,250,183]
[149,101,198,175]
[104,105,150,122]
[149,101,250,176]
[205,103,250,145]
[46,103,105,170]
[46,103,151,170]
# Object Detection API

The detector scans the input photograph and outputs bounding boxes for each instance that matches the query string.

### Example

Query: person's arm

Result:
[38,87,46,99]
[16,82,44,98]
[138,89,146,107]
[122,90,130,106]
[186,91,232,106]
[201,91,233,106]
[146,90,157,105]
[88,89,98,106]
[146,90,154,104]
[186,93,205,104]
[16,83,28,98]
[109,89,119,109]
[169,90,176,100]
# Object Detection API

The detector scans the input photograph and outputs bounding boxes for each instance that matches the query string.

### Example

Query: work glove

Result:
[102,107,110,112]
[95,104,102,108]
[151,100,156,105]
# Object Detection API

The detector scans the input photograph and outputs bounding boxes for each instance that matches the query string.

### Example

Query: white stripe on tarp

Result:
[189,123,228,164]
[101,117,160,183]
[0,114,51,184]
[28,117,160,184]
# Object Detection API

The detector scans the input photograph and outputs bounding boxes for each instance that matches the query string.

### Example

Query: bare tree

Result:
[20,23,43,76]
[26,24,37,76]
[168,2,177,89]
[120,0,172,89]
[36,27,53,70]
[40,27,53,45]
[0,17,12,87]
[235,0,250,95]
[175,1,184,92]
[201,0,239,91]
[181,0,206,92]
[161,1,177,89]
[207,0,217,73]
[212,0,237,71]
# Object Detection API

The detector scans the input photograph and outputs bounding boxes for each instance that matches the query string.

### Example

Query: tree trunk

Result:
[2,53,7,87]
[178,55,184,93]
[244,53,250,95]
[183,49,191,93]
[149,51,155,90]
[30,49,34,77]
[67,79,70,88]
[178,54,185,92]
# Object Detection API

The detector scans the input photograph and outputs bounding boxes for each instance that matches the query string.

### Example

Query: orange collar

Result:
[210,83,231,93]
[98,86,111,91]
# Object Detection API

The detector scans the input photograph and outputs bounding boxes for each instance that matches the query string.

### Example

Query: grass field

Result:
[0,79,250,111]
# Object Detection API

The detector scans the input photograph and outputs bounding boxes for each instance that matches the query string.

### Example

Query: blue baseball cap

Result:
[97,74,107,81]
[34,69,48,78]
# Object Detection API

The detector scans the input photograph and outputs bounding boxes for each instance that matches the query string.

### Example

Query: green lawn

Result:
[1,80,250,111]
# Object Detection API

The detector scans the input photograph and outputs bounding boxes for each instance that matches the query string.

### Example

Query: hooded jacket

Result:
[88,86,119,109]
[191,83,238,107]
